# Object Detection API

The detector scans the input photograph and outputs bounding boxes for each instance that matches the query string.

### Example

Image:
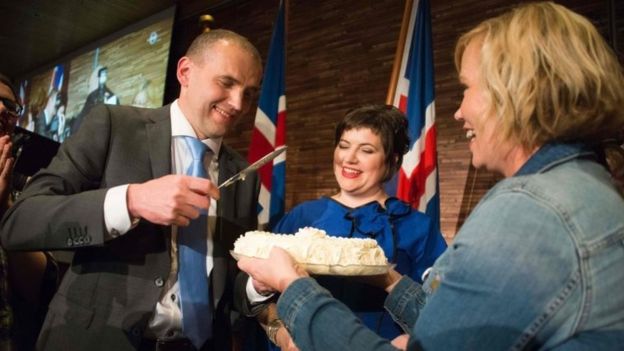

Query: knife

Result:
[218,145,287,189]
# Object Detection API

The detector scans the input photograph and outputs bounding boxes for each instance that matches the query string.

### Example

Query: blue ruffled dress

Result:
[272,196,447,340]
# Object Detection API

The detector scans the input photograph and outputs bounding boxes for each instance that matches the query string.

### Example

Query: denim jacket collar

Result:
[514,142,595,177]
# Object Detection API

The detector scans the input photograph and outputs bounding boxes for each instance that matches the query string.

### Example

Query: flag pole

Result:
[386,0,414,105]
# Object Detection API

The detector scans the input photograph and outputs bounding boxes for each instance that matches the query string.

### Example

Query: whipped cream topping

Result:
[233,227,388,267]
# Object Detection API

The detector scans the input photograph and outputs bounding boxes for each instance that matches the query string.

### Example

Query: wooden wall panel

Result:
[168,0,623,241]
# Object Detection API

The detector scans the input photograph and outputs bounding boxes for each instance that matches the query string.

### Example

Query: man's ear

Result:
[177,56,192,87]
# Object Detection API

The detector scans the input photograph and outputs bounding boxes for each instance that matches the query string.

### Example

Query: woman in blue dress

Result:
[259,104,447,350]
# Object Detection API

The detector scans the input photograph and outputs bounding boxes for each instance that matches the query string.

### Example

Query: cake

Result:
[232,227,389,275]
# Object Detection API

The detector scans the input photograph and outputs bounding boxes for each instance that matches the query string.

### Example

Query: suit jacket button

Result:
[154,277,164,287]
[131,327,141,337]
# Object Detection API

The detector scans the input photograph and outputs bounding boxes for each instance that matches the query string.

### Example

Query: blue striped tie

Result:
[178,136,212,348]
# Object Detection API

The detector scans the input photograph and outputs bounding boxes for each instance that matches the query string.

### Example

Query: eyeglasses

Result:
[0,96,23,116]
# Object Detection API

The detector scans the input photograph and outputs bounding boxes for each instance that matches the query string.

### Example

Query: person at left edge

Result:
[0,29,263,351]
[0,73,59,351]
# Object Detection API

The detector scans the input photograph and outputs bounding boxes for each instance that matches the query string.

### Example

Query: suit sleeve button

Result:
[154,277,164,287]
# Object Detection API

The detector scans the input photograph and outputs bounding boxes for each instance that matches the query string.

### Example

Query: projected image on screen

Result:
[17,9,174,142]
[17,65,68,141]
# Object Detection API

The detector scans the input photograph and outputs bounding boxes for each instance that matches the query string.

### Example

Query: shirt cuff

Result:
[104,184,134,237]
[246,277,274,303]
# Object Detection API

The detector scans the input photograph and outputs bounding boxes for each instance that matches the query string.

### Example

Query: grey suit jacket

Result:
[0,104,259,351]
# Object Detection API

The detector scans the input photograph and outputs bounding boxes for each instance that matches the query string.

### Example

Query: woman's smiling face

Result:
[454,38,526,176]
[333,127,387,200]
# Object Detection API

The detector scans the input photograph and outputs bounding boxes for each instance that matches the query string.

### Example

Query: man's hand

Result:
[126,174,220,226]
[257,303,300,351]
[275,325,299,351]
[238,247,308,293]
[251,276,275,296]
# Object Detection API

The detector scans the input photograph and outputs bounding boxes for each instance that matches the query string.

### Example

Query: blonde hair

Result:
[454,2,624,151]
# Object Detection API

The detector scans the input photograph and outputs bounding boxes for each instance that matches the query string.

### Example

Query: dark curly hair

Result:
[334,104,410,182]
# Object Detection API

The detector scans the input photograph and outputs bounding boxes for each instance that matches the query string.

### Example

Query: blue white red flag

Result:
[388,0,439,231]
[248,0,287,228]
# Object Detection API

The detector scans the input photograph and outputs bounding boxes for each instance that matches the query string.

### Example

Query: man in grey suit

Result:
[1,30,263,351]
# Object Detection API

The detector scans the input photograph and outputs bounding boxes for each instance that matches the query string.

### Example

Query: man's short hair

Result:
[185,29,261,66]
[97,67,108,78]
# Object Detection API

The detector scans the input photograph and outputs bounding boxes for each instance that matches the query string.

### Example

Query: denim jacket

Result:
[277,143,624,350]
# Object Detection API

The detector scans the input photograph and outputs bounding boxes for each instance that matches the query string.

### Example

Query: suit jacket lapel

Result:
[146,105,172,178]
[213,147,241,306]
[218,148,239,186]
[217,147,240,220]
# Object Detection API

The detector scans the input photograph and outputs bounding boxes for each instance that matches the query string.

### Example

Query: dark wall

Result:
[166,0,623,240]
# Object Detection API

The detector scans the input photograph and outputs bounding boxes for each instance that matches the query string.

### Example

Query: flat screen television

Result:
[16,7,175,143]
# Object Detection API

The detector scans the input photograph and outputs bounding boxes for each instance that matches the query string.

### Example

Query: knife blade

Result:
[218,145,287,189]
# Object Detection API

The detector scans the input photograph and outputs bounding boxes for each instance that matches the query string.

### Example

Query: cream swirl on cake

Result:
[232,227,389,275]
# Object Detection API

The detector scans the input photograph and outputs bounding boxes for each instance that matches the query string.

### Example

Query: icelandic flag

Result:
[248,0,287,228]
[388,0,439,232]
